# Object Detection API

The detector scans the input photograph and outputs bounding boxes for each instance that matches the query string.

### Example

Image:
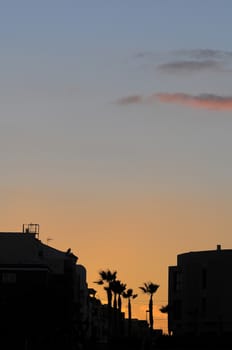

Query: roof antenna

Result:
[46,237,53,245]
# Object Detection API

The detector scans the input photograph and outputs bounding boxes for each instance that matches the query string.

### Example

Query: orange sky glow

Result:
[2,188,232,333]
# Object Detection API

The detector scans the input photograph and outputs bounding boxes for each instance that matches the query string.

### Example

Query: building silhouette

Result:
[168,245,232,337]
[0,224,86,349]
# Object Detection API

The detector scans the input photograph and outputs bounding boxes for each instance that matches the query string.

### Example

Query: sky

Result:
[1,0,232,333]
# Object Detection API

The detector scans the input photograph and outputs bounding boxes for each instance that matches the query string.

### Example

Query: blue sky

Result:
[1,1,232,330]
[2,0,232,232]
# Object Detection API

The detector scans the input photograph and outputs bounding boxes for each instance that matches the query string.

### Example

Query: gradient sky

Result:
[2,0,232,332]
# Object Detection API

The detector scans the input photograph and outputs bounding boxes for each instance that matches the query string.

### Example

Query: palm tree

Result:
[110,280,126,336]
[113,280,127,312]
[122,288,137,336]
[110,280,119,310]
[94,269,117,308]
[139,282,159,330]
[94,269,117,339]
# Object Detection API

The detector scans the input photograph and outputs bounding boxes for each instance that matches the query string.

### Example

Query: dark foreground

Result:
[89,334,232,350]
[2,334,232,349]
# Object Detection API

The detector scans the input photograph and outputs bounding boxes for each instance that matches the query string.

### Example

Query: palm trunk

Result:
[149,295,153,330]
[106,288,113,339]
[118,295,122,312]
[107,288,112,308]
[112,292,118,337]
[128,298,131,320]
[113,292,117,309]
[128,298,132,336]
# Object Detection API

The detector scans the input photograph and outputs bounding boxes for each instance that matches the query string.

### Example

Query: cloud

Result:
[116,95,144,105]
[133,49,232,74]
[134,49,232,61]
[116,92,232,110]
[157,60,221,74]
[174,49,232,60]
[155,93,232,110]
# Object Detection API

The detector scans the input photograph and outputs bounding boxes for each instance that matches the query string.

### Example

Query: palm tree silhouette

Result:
[110,280,126,336]
[94,269,117,308]
[110,280,126,312]
[139,282,159,330]
[122,288,137,336]
[110,280,119,310]
[94,269,117,339]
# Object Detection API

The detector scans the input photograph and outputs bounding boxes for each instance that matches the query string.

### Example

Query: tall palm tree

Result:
[94,269,117,308]
[110,280,119,310]
[139,282,159,330]
[122,288,137,336]
[110,280,126,336]
[112,280,127,312]
[94,269,117,339]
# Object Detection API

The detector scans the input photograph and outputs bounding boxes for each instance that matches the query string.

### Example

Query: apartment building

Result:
[0,224,85,349]
[168,245,232,336]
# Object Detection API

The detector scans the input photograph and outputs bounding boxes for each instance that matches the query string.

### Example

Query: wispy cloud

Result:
[135,49,232,61]
[116,93,232,111]
[155,93,232,110]
[157,60,221,74]
[174,49,232,60]
[134,48,232,74]
[115,95,144,105]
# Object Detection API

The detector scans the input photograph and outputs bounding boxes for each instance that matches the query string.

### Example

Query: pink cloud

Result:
[116,92,232,110]
[155,93,232,110]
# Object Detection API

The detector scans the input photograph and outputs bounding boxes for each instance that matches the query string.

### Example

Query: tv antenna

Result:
[46,237,53,245]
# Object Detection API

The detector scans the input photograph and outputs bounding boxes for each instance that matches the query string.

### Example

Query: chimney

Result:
[217,244,221,251]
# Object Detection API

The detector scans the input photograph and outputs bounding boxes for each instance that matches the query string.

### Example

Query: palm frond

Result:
[139,282,159,295]
[94,279,104,285]
[139,286,147,293]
